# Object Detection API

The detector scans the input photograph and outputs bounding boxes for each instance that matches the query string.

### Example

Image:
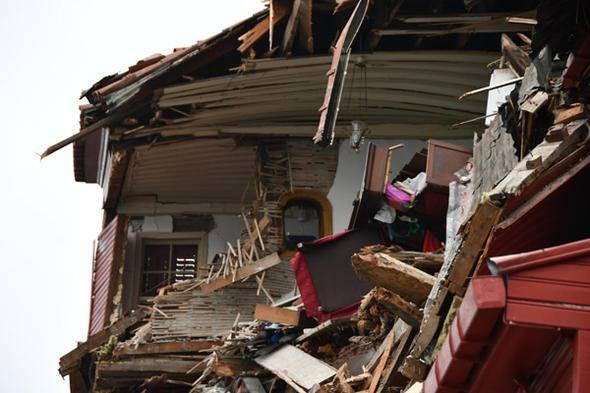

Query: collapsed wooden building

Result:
[50,0,590,392]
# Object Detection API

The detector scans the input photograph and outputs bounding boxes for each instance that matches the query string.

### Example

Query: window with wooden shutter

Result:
[140,242,198,297]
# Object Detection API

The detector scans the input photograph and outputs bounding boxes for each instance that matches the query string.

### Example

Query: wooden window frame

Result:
[134,232,208,302]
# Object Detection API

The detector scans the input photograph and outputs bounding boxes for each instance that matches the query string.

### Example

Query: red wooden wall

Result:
[88,215,127,336]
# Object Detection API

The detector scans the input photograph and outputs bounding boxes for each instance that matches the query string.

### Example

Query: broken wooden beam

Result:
[352,252,435,305]
[501,33,530,76]
[95,357,200,388]
[295,317,357,343]
[113,340,222,358]
[553,103,586,125]
[359,245,444,274]
[254,304,305,326]
[281,0,302,55]
[201,252,282,294]
[371,287,423,327]
[297,0,313,53]
[59,308,149,376]
[374,319,414,393]
[239,5,289,53]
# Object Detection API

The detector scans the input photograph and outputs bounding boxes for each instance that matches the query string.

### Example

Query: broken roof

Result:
[44,0,539,166]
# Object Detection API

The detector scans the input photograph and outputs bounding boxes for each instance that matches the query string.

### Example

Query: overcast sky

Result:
[0,1,262,391]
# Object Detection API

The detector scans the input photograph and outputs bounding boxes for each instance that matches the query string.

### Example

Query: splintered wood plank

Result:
[243,215,271,256]
[501,33,530,76]
[295,317,356,343]
[254,304,302,326]
[297,0,313,53]
[239,5,289,53]
[372,287,422,327]
[367,328,395,393]
[375,320,413,393]
[95,357,216,388]
[113,340,222,357]
[553,103,586,125]
[490,120,587,197]
[255,345,336,390]
[281,0,302,55]
[352,253,435,305]
[447,201,502,294]
[59,308,149,376]
[200,253,282,294]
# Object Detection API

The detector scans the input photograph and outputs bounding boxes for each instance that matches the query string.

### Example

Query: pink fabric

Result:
[385,183,413,211]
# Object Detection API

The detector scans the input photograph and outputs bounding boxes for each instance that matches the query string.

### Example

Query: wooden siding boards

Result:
[150,261,295,341]
[122,139,257,206]
[88,215,127,336]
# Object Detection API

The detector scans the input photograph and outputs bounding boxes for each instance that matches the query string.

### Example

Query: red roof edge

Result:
[488,238,590,275]
[423,276,505,393]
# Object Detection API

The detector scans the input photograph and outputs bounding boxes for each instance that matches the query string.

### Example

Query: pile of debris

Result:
[57,1,590,392]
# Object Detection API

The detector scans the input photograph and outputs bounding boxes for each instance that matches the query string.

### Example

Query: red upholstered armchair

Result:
[291,227,382,322]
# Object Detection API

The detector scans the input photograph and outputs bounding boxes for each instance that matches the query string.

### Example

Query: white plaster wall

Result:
[207,214,244,262]
[327,138,472,233]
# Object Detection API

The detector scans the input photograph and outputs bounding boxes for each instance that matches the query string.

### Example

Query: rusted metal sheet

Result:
[88,216,127,336]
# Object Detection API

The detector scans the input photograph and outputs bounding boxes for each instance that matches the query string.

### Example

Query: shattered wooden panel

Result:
[150,273,292,341]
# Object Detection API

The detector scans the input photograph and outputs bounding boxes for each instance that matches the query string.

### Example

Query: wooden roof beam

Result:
[297,0,313,54]
[281,0,302,55]
[365,0,405,51]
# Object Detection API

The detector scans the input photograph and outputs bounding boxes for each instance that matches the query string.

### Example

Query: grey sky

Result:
[0,1,262,391]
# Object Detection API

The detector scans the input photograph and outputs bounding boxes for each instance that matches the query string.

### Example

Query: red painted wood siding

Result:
[88,215,127,336]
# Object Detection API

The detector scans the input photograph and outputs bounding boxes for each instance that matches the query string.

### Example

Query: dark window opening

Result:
[141,243,198,297]
[284,199,321,249]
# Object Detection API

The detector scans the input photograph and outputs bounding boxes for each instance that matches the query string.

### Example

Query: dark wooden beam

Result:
[365,0,405,51]
[281,0,302,55]
[59,308,149,376]
[297,0,314,53]
[113,340,222,357]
